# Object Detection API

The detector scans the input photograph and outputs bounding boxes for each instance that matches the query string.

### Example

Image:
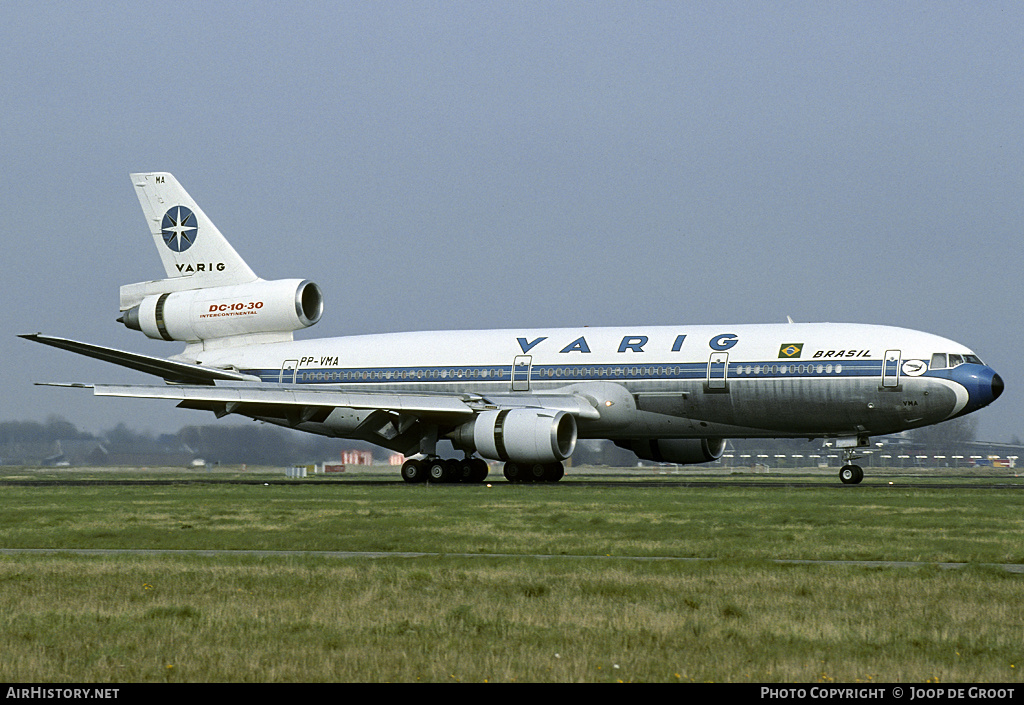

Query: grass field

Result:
[1,467,1023,682]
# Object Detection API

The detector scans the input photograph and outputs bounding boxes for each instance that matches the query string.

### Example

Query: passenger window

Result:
[930,353,946,369]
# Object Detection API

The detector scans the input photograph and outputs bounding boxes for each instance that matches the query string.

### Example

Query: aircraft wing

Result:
[22,334,601,421]
[22,332,601,458]
[82,382,602,420]
[46,381,599,458]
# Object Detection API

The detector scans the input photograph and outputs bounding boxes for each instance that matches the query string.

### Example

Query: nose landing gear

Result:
[838,443,865,485]
[839,463,864,484]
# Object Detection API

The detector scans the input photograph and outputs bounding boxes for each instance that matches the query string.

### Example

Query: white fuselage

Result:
[189,322,994,440]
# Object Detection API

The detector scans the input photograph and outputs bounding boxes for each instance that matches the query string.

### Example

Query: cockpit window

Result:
[930,353,984,369]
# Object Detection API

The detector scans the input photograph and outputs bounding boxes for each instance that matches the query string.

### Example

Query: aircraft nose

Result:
[991,372,1004,402]
[948,364,1003,417]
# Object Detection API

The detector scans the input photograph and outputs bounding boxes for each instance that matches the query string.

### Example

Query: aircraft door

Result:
[882,350,901,388]
[280,359,298,384]
[512,355,532,392]
[707,352,729,390]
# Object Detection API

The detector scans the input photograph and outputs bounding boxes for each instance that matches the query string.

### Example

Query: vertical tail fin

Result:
[130,172,257,286]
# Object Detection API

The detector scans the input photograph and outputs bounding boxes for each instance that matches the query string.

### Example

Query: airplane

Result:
[22,173,1004,485]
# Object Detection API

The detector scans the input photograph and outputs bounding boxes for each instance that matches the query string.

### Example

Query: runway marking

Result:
[1,548,1022,573]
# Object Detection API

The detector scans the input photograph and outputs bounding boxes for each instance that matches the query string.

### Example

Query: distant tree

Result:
[103,423,162,452]
[176,422,374,466]
[905,416,978,452]
[0,417,92,445]
[45,416,93,441]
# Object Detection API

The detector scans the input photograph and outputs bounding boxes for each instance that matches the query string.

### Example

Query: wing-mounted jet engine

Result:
[616,438,726,465]
[443,408,578,482]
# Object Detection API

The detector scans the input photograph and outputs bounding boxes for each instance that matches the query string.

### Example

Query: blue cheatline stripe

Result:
[242,359,892,385]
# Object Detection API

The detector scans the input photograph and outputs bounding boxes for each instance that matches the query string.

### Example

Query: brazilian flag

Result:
[778,343,803,359]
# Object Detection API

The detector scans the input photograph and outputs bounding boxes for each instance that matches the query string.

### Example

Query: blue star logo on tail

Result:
[161,206,198,252]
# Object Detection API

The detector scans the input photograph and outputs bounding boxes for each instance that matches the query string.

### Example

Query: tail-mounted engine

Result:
[617,438,726,465]
[119,278,323,343]
[450,409,577,464]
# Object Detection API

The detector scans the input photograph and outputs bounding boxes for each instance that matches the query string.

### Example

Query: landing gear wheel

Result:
[839,464,864,485]
[503,462,525,483]
[528,463,548,482]
[426,457,452,483]
[454,458,487,483]
[400,459,426,483]
[454,459,474,482]
[446,458,461,481]
[506,461,564,482]
[544,462,565,482]
[468,458,489,483]
[530,462,565,482]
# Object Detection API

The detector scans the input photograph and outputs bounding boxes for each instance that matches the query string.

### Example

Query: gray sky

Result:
[3,2,1022,442]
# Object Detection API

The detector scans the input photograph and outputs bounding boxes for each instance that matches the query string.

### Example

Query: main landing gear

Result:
[502,461,565,483]
[401,456,489,484]
[399,457,567,483]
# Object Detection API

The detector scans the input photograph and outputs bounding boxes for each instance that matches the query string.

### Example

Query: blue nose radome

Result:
[949,364,1003,417]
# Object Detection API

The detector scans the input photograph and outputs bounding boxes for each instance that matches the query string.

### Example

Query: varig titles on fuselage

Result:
[513,333,867,359]
[290,332,875,367]
[516,333,730,355]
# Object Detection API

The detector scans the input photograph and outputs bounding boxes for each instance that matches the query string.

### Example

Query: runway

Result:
[2,547,1023,573]
[2,477,1023,490]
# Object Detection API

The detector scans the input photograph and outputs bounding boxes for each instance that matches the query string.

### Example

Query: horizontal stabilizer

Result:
[19,334,258,385]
